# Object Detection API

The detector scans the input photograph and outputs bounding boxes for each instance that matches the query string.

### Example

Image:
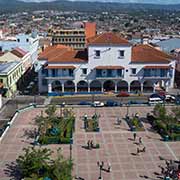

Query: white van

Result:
[148,97,164,105]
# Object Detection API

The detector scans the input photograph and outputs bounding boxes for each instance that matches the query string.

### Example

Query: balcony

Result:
[46,74,74,80]
[143,74,171,80]
[96,74,124,79]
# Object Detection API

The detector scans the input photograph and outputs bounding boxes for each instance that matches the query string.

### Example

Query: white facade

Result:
[0,33,39,64]
[37,36,176,95]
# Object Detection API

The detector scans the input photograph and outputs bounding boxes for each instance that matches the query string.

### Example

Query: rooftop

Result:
[0,61,20,75]
[87,32,130,46]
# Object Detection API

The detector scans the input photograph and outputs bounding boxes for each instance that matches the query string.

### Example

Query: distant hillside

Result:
[0,0,180,13]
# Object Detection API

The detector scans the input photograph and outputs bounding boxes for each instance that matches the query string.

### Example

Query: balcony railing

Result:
[143,74,170,79]
[46,74,74,80]
[96,74,124,79]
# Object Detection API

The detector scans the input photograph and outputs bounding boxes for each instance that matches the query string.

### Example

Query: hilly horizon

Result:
[0,0,180,13]
[19,0,180,5]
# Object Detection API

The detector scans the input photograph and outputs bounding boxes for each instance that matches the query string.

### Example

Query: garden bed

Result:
[125,116,145,131]
[35,106,75,145]
[147,105,180,141]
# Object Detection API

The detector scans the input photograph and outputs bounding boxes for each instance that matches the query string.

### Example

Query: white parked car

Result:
[148,97,163,105]
[92,101,104,107]
[165,94,176,102]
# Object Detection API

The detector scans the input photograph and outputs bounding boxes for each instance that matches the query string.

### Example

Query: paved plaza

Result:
[0,106,179,180]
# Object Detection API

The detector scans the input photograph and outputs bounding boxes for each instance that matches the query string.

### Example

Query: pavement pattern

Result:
[0,106,179,180]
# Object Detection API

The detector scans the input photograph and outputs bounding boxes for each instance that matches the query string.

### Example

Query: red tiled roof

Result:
[87,32,130,45]
[11,47,28,58]
[95,66,125,70]
[132,44,173,63]
[144,66,172,69]
[38,45,88,63]
[45,65,76,69]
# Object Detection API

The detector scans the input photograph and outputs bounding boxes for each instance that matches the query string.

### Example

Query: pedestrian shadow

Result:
[81,145,91,150]
[21,128,37,140]
[128,138,134,141]
[4,161,21,180]
[131,152,137,156]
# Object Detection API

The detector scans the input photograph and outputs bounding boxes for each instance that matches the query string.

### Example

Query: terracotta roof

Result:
[95,66,125,70]
[132,44,173,63]
[39,45,88,63]
[87,32,130,45]
[144,66,172,69]
[11,47,28,58]
[45,65,76,69]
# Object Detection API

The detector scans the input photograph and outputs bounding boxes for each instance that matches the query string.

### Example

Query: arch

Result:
[77,80,88,92]
[143,80,153,93]
[52,80,62,92]
[130,80,141,93]
[103,80,115,92]
[117,80,128,92]
[90,80,101,92]
[64,80,75,92]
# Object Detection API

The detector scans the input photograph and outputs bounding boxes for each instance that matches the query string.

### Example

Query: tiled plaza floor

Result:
[0,106,179,180]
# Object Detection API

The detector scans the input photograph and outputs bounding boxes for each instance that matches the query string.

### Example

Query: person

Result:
[87,140,91,149]
[117,117,121,125]
[133,133,137,141]
[107,162,111,172]
[90,140,94,148]
[137,147,140,155]
[139,137,142,145]
[142,146,146,152]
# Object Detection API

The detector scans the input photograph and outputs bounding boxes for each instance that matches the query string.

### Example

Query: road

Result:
[50,94,148,105]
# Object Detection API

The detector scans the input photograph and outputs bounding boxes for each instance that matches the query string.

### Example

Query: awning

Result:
[144,66,172,69]
[45,65,76,69]
[95,66,125,70]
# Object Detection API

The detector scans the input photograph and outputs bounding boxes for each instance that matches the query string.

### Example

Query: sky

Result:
[20,0,180,4]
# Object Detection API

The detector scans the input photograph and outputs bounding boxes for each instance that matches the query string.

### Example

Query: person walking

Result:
[139,137,142,145]
[133,133,137,141]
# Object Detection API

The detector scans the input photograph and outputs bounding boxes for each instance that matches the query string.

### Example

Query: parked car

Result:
[165,94,176,103]
[150,93,164,100]
[92,101,104,107]
[79,101,92,105]
[116,91,129,97]
[148,97,164,104]
[105,100,118,107]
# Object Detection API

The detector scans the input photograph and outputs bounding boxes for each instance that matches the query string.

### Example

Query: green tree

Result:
[16,147,52,178]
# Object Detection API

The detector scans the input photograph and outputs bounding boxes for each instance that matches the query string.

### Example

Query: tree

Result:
[45,105,57,118]
[16,147,52,178]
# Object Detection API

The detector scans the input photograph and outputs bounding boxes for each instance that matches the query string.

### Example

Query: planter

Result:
[164,135,169,141]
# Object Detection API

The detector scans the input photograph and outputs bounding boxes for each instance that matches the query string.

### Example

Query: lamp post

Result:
[70,132,73,161]
[97,161,104,180]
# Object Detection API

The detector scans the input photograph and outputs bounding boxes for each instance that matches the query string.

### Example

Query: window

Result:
[95,50,100,58]
[17,39,20,42]
[118,50,125,58]
[42,79,47,86]
[131,68,137,75]
[81,68,87,75]
[26,39,29,42]
[0,79,3,83]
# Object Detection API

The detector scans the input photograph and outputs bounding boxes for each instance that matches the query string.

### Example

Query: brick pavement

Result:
[0,106,179,180]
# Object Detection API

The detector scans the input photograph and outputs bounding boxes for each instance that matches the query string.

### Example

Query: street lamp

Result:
[97,161,104,180]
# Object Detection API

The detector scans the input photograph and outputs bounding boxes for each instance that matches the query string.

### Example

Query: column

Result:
[128,84,130,93]
[62,82,64,93]
[101,82,104,93]
[153,83,156,93]
[115,82,117,93]
[88,83,90,93]
[141,83,143,93]
[48,83,52,93]
[75,84,77,93]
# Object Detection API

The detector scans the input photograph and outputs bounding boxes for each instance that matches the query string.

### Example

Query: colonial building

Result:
[37,32,176,96]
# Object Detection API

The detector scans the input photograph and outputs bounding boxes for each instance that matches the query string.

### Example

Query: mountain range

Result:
[0,0,180,13]
[19,0,180,4]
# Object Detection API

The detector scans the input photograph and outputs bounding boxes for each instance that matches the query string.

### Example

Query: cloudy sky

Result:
[20,0,180,4]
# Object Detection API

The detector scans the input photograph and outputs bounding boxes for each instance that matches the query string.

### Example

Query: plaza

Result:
[0,106,179,180]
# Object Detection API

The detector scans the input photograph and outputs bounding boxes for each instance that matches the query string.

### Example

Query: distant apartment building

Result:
[37,32,176,96]
[48,22,96,50]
